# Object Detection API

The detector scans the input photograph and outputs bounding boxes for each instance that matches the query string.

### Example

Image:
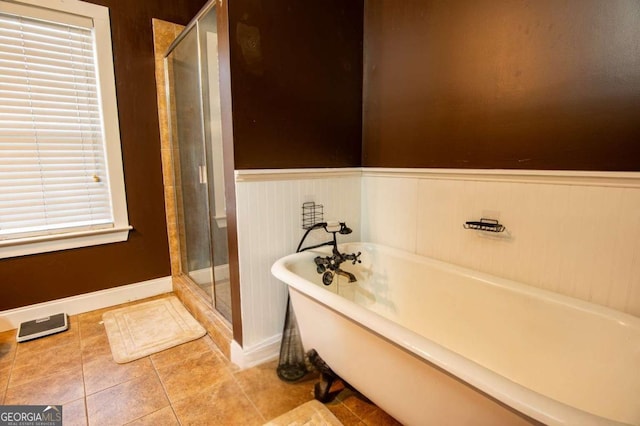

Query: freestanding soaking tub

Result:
[271,242,640,426]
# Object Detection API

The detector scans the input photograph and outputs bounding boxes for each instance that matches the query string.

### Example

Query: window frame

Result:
[0,0,130,258]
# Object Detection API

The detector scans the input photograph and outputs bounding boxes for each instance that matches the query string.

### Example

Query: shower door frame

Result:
[163,0,242,345]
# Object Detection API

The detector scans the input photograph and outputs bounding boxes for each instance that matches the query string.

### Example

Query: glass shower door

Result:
[166,26,215,302]
[198,8,231,321]
[165,4,232,323]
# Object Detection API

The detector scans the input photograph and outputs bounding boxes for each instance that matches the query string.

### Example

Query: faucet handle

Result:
[346,251,361,265]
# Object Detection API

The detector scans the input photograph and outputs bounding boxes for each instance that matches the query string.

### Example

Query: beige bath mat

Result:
[103,296,206,363]
[263,400,343,426]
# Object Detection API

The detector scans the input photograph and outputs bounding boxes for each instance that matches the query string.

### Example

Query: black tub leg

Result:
[307,349,339,403]
[314,374,336,403]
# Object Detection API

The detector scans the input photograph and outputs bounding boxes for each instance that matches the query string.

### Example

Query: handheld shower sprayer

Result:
[339,223,352,235]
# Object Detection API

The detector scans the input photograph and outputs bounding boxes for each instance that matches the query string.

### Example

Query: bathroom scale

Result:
[16,313,68,343]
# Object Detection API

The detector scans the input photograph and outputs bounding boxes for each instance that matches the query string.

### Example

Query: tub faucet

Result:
[296,221,361,285]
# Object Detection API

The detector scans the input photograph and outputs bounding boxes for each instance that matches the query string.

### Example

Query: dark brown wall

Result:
[0,0,206,311]
[363,0,640,170]
[229,0,364,169]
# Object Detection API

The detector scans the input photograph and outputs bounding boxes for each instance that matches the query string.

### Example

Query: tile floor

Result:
[0,294,400,425]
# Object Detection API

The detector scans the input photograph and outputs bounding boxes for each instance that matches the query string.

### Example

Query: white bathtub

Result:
[271,242,640,426]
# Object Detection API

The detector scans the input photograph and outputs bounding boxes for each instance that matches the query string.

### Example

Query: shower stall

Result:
[164,1,232,322]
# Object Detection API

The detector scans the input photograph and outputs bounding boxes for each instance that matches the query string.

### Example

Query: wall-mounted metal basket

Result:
[302,201,324,230]
[463,218,505,233]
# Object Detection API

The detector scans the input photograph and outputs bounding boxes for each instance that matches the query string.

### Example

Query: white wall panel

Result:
[363,170,640,317]
[235,168,640,356]
[235,170,361,349]
[361,176,419,253]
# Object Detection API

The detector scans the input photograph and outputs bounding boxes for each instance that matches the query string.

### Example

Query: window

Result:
[0,0,130,258]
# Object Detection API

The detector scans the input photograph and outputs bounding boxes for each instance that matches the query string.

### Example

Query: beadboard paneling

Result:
[235,172,361,348]
[361,176,419,252]
[237,168,640,354]
[362,171,640,316]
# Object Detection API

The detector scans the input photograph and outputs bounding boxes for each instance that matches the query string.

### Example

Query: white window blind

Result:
[0,10,114,241]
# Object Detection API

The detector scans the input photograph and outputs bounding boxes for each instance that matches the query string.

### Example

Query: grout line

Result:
[76,314,91,426]
[122,407,155,426]
[148,342,206,425]
[149,352,171,402]
[169,404,183,426]
[0,343,16,404]
[227,367,267,422]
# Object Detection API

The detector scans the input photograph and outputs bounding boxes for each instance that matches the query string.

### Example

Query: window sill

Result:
[0,226,132,259]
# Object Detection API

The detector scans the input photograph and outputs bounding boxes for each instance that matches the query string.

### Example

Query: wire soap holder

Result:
[302,201,324,230]
[463,218,506,233]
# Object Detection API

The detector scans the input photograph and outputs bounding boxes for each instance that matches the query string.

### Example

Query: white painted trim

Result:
[0,276,172,332]
[363,168,640,188]
[0,226,132,259]
[235,168,362,182]
[230,334,281,370]
[235,167,640,188]
[0,0,131,259]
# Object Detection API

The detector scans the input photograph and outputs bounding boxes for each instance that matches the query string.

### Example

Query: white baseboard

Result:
[231,334,281,370]
[0,276,172,332]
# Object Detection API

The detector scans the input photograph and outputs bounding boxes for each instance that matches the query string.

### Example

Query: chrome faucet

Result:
[296,222,361,285]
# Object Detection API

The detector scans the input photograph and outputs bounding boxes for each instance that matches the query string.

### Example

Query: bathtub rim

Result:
[271,242,637,426]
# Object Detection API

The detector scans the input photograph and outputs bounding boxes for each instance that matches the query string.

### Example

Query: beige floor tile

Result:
[0,370,7,404]
[4,368,84,406]
[172,377,264,426]
[326,401,363,426]
[0,296,400,426]
[77,310,110,340]
[201,334,224,353]
[263,400,346,425]
[155,350,232,404]
[0,329,16,342]
[335,388,378,420]
[0,346,15,371]
[201,335,232,368]
[234,360,318,420]
[63,398,88,426]
[80,333,112,363]
[0,356,14,404]
[10,340,82,387]
[0,329,17,371]
[361,406,402,425]
[149,337,211,371]
[86,373,169,426]
[125,406,179,425]
[78,303,140,339]
[139,293,175,303]
[0,346,14,375]
[0,330,12,405]
[83,354,155,395]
